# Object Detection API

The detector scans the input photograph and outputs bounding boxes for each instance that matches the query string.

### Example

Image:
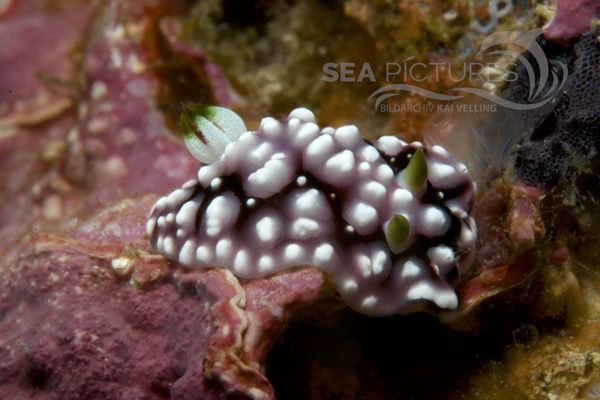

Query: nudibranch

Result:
[147,105,476,316]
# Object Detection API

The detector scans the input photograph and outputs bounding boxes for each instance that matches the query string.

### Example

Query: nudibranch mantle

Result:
[147,107,476,316]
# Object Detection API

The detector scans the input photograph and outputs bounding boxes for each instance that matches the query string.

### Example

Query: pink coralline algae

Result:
[0,197,326,399]
[148,106,477,316]
[544,0,598,41]
[0,0,322,398]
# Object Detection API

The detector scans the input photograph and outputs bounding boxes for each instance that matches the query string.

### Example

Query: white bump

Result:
[314,243,334,264]
[419,205,450,237]
[182,179,198,189]
[361,296,377,308]
[197,164,223,186]
[163,236,177,258]
[360,145,380,162]
[223,141,238,160]
[360,181,386,203]
[167,189,188,208]
[288,117,301,131]
[196,245,213,264]
[343,279,358,294]
[391,188,414,209]
[427,246,455,269]
[157,216,166,229]
[176,198,201,232]
[154,197,167,212]
[294,122,320,147]
[321,127,335,135]
[210,177,223,190]
[238,129,257,142]
[146,218,156,237]
[296,175,307,186]
[283,244,304,264]
[304,134,335,169]
[247,158,294,198]
[204,193,241,237]
[456,162,469,174]
[260,117,281,137]
[246,198,256,207]
[358,161,371,175]
[432,145,450,158]
[156,235,164,251]
[357,254,372,278]
[256,216,281,243]
[291,218,321,239]
[376,136,405,155]
[177,229,185,239]
[227,131,264,164]
[371,249,388,275]
[215,239,233,263]
[399,258,422,278]
[408,282,457,309]
[345,225,355,233]
[323,150,355,182]
[166,213,175,224]
[293,189,325,219]
[406,281,435,301]
[333,125,361,149]
[434,291,458,309]
[233,250,250,274]
[375,164,394,183]
[430,163,456,181]
[345,202,378,235]
[288,107,316,122]
[258,255,276,273]
[249,142,274,165]
[179,240,197,266]
[460,225,476,246]
[356,254,373,279]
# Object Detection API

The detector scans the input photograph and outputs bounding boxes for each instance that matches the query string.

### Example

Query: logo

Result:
[322,29,569,112]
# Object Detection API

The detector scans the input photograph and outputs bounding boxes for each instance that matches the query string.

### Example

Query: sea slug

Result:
[147,106,476,316]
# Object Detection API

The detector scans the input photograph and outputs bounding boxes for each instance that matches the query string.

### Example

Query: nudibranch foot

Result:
[148,106,476,316]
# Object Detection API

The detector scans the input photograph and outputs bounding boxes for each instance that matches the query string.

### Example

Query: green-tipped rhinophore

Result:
[386,213,411,248]
[401,148,428,191]
[180,104,247,163]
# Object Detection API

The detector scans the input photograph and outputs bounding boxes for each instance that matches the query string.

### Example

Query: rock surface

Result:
[0,196,325,399]
[1,0,599,399]
[0,1,324,399]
